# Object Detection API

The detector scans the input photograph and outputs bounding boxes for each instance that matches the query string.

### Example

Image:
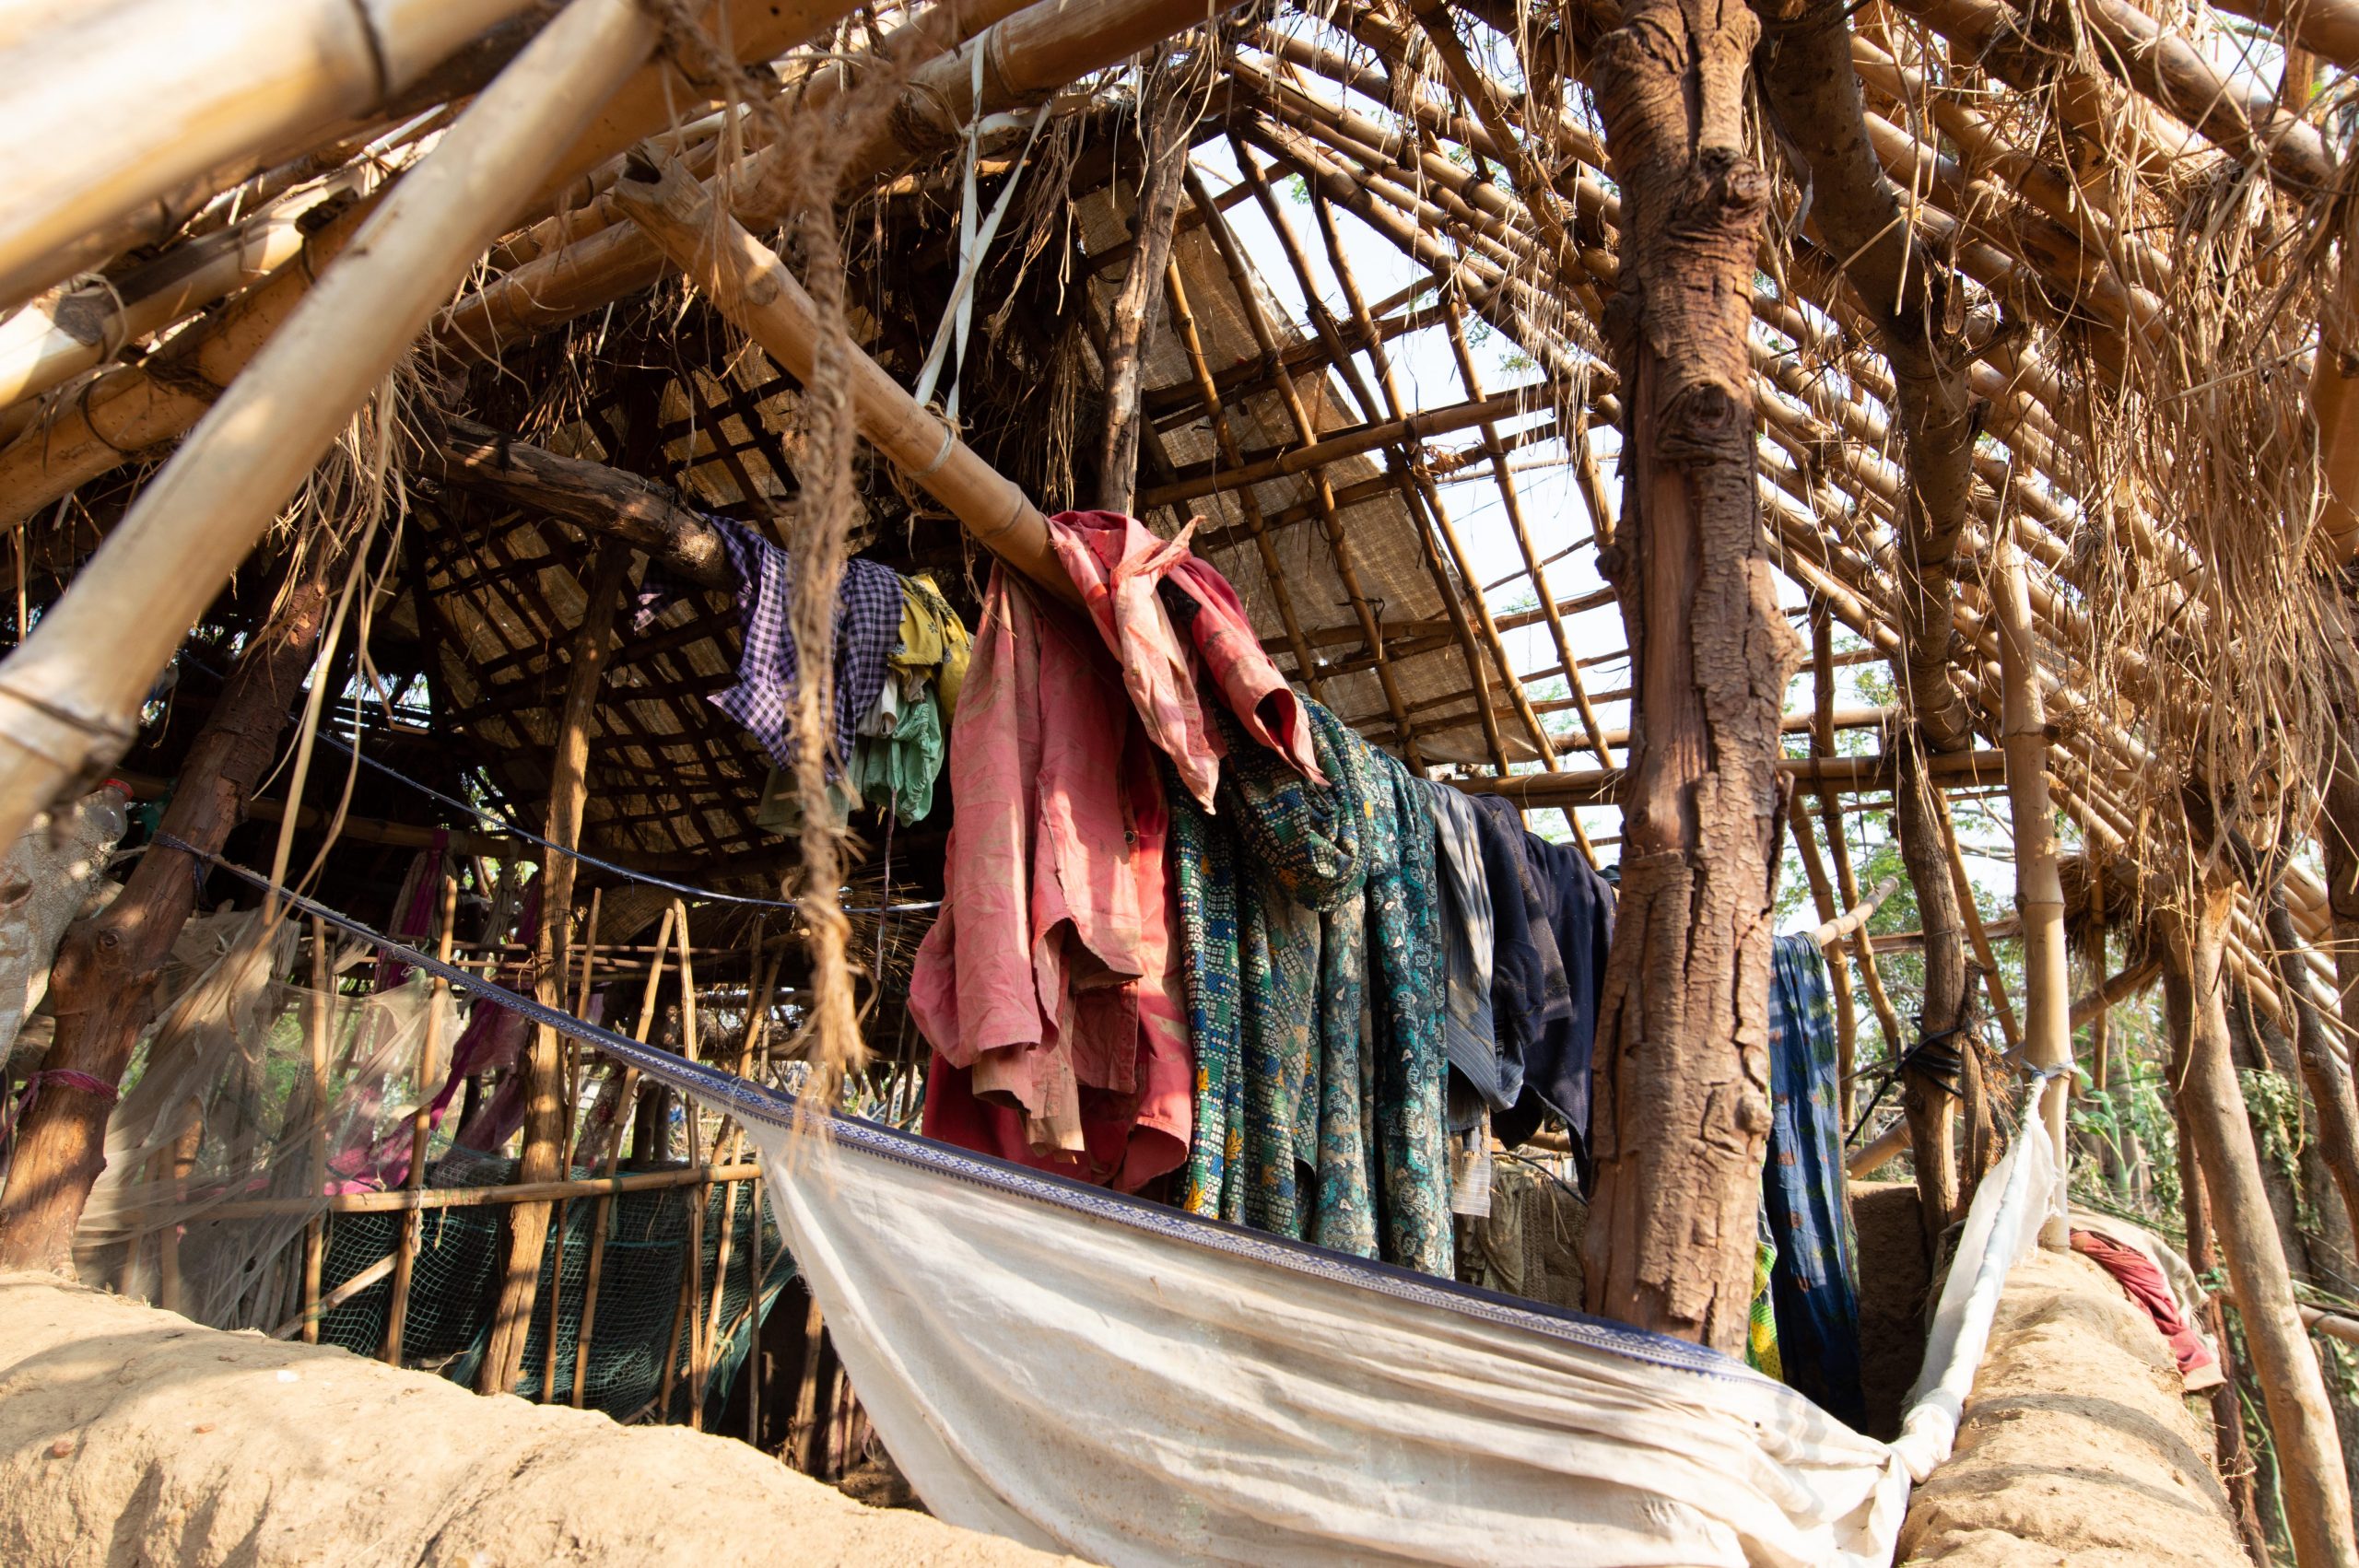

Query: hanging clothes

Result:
[1423,780,1505,1132]
[1509,832,1616,1166]
[1763,931,1866,1428]
[848,687,945,824]
[891,568,971,718]
[1044,509,1322,807]
[2068,1227,2223,1388]
[909,566,1191,1193]
[1465,797,1569,1146]
[1168,699,1449,1274]
[708,516,901,773]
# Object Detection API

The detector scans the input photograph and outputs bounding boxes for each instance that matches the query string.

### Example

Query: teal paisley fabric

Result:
[1164,696,1451,1274]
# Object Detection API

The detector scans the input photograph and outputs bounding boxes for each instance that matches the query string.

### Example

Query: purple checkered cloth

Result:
[709,517,903,774]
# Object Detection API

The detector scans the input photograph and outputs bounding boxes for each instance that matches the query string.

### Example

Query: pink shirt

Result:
[1043,510,1323,805]
[910,567,1191,1190]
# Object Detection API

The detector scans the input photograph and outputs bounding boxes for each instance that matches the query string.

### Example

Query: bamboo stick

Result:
[1452,747,2007,807]
[1991,524,2071,1244]
[299,917,332,1345]
[657,899,703,1424]
[187,1160,765,1222]
[540,883,604,1400]
[383,874,459,1364]
[0,0,662,856]
[1844,1120,1909,1177]
[1807,876,1902,949]
[573,902,679,1409]
[0,0,544,310]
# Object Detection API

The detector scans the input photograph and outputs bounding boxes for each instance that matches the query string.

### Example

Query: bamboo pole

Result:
[608,147,1080,611]
[1991,524,2071,1245]
[299,918,333,1345]
[573,902,678,1409]
[0,0,544,310]
[481,536,628,1395]
[656,899,705,1425]
[0,0,662,857]
[1844,1120,1909,1177]
[1806,876,1902,949]
[539,883,604,1400]
[1452,747,2007,807]
[383,873,459,1364]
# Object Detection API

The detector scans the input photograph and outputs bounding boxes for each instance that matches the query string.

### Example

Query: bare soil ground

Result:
[0,1270,1081,1568]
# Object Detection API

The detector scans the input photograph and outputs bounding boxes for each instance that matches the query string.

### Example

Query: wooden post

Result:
[541,884,603,1398]
[656,900,703,1424]
[1893,744,1966,1247]
[1991,524,2070,1243]
[0,552,338,1270]
[2161,887,2358,1568]
[0,0,661,856]
[1576,0,1801,1355]
[480,540,628,1394]
[384,874,458,1364]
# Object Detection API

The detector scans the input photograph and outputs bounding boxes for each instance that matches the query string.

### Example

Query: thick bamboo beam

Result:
[1134,388,1532,508]
[0,0,664,853]
[609,148,1079,610]
[1807,876,1902,949]
[444,0,1244,357]
[0,0,544,310]
[1452,747,2006,808]
[1992,527,2070,1243]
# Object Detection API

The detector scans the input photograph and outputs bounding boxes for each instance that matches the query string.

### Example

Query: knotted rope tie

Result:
[0,1069,120,1148]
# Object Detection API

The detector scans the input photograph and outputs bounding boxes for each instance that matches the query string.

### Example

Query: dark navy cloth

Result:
[1764,932,1866,1429]
[1465,796,1569,1117]
[1514,832,1614,1170]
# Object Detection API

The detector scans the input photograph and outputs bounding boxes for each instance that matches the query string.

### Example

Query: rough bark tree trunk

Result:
[2264,879,2359,1264]
[1092,44,1203,514]
[0,547,337,1271]
[1893,745,1967,1247]
[2161,886,2359,1568]
[1578,0,1801,1355]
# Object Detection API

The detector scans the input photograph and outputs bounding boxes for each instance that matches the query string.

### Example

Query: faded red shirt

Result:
[910,566,1191,1191]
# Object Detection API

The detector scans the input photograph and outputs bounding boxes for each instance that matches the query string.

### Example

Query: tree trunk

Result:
[2175,1082,2277,1565]
[0,549,337,1271]
[2161,887,2359,1568]
[478,541,628,1393]
[1894,744,1967,1248]
[1578,0,1799,1356]
[2263,881,2359,1270]
[1092,44,1202,514]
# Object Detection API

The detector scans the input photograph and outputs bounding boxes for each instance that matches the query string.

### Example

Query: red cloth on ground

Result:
[910,566,1191,1191]
[2071,1228,2218,1383]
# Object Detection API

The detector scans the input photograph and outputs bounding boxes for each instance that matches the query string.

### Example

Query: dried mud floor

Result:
[0,1270,1080,1568]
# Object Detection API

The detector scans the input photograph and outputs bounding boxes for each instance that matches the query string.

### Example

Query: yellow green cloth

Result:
[1746,1221,1783,1380]
[892,571,971,719]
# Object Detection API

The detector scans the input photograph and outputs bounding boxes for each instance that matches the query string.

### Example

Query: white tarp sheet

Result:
[209,888,2062,1568]
[745,1098,2061,1568]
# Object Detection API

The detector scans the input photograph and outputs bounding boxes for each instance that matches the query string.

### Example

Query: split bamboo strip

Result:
[656,900,703,1424]
[0,0,663,855]
[194,1160,767,1221]
[1993,527,2071,1242]
[382,874,459,1364]
[1453,748,2008,807]
[0,0,544,310]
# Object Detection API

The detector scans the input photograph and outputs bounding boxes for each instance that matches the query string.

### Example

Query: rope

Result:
[1845,1018,1970,1147]
[0,1069,122,1149]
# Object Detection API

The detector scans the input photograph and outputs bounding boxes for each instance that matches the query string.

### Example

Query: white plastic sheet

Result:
[743,1100,2066,1567]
